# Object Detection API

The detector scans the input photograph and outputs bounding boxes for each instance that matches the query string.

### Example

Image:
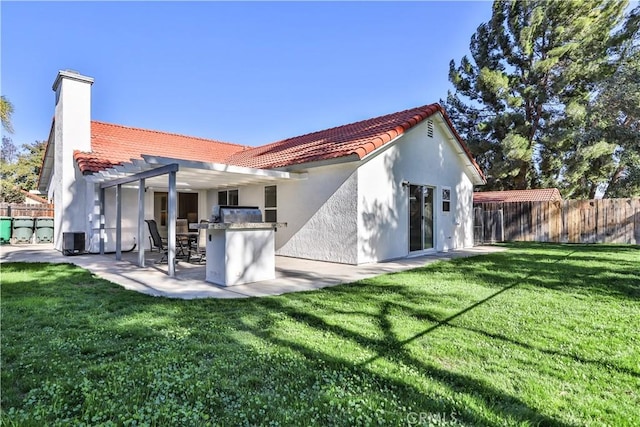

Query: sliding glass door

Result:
[153,192,198,237]
[409,184,434,252]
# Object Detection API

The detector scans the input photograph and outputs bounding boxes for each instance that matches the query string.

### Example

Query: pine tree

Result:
[564,5,640,198]
[446,0,629,194]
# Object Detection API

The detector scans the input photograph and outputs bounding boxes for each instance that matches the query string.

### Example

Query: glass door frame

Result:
[408,184,436,254]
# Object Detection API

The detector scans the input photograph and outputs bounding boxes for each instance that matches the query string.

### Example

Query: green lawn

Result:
[1,243,639,426]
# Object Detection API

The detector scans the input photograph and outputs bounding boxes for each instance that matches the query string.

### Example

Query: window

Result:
[264,185,277,222]
[218,189,239,206]
[442,187,451,212]
[160,194,167,226]
[178,192,198,220]
[154,191,198,232]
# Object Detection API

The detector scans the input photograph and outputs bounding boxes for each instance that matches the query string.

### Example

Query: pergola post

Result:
[167,170,177,277]
[115,184,122,261]
[138,178,145,267]
[99,187,105,255]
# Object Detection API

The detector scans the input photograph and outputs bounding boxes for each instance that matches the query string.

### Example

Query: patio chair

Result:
[145,219,168,263]
[176,218,189,234]
[175,218,193,261]
[187,219,208,264]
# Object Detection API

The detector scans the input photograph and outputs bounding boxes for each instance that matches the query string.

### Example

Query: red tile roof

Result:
[19,189,49,204]
[74,121,248,173]
[225,104,482,178]
[473,188,562,203]
[72,104,484,182]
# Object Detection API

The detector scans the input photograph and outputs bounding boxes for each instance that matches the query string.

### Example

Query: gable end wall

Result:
[356,118,475,263]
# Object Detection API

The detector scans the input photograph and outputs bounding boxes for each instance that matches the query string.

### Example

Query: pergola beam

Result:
[100,164,179,189]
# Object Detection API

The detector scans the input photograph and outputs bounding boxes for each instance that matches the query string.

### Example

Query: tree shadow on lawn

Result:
[250,296,576,427]
[263,244,638,417]
[3,261,574,426]
[454,323,640,379]
[299,274,639,380]
[407,245,640,300]
[353,246,639,366]
[1,263,485,425]
[4,248,635,426]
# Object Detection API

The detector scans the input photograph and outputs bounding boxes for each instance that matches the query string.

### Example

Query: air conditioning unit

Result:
[63,232,85,256]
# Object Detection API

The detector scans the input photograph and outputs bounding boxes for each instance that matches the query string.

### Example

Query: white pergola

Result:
[87,155,306,277]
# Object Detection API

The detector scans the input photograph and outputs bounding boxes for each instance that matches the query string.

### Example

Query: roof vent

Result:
[426,120,434,138]
[63,69,81,74]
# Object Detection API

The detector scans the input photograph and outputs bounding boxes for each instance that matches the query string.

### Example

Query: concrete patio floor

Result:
[1,243,506,299]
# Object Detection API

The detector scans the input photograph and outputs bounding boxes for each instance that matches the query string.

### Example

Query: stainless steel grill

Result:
[211,205,263,223]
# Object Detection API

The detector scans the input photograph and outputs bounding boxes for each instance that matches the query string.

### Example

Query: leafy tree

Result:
[0,140,47,203]
[0,181,24,203]
[13,141,47,190]
[446,0,630,195]
[0,136,21,202]
[1,96,14,134]
[0,96,48,203]
[1,135,18,163]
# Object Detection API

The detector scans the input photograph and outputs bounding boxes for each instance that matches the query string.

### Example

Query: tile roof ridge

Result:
[90,120,248,149]
[259,103,442,146]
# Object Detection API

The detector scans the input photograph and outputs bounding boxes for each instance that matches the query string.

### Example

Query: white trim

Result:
[143,155,303,180]
[434,112,485,185]
[52,70,94,91]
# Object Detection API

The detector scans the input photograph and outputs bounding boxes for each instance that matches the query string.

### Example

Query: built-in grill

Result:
[211,205,263,224]
[204,205,286,287]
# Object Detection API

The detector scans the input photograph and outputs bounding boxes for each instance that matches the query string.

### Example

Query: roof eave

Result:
[434,110,486,185]
[82,155,309,190]
[273,153,362,172]
[37,119,56,193]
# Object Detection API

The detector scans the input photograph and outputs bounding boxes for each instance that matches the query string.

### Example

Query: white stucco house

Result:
[38,70,485,270]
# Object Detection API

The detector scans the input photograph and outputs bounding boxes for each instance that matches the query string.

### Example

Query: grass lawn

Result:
[1,243,639,426]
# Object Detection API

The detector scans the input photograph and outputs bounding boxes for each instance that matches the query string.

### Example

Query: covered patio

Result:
[85,154,306,277]
[0,244,504,299]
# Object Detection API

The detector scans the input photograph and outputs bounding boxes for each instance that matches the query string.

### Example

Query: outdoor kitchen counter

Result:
[198,222,286,287]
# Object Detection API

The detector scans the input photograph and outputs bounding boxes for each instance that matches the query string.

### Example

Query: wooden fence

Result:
[0,203,54,218]
[474,198,640,245]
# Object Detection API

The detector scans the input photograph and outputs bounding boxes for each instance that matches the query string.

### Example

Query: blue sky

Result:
[1,1,494,148]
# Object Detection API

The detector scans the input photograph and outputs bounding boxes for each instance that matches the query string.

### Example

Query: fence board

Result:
[474,198,640,245]
[551,201,561,242]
